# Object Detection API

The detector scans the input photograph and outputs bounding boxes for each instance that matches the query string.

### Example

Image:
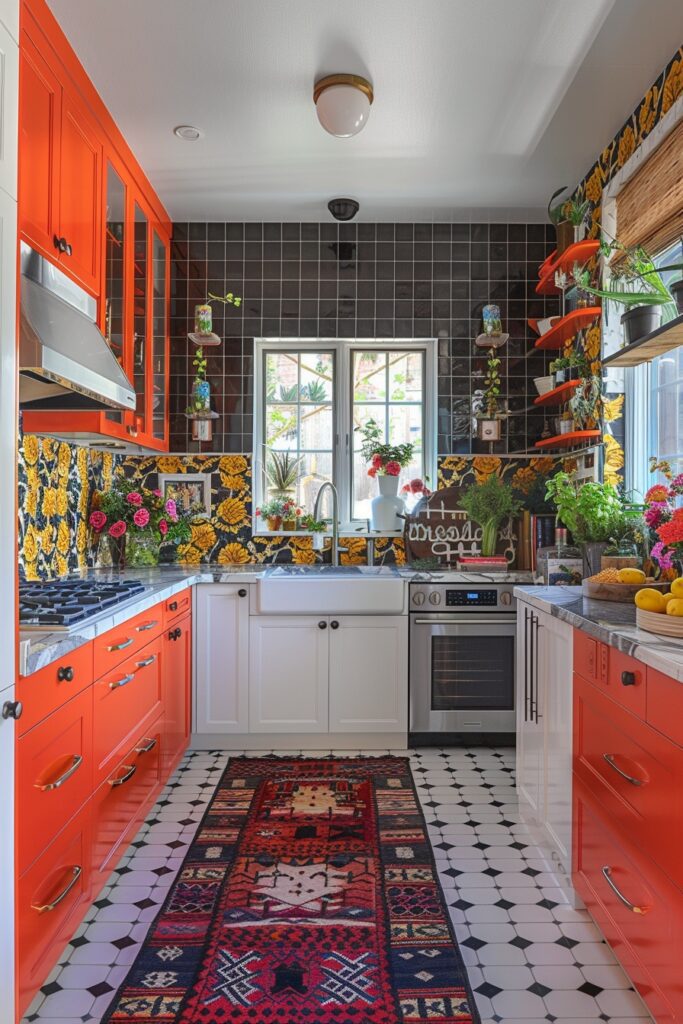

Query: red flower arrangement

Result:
[644,458,683,572]
[401,477,431,496]
[89,479,182,544]
[357,418,414,480]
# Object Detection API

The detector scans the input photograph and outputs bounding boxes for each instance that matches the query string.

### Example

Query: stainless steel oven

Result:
[409,581,516,740]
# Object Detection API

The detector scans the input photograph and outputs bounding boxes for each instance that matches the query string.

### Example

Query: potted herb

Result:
[549,353,589,386]
[548,186,573,256]
[460,475,522,558]
[300,513,329,550]
[255,497,287,531]
[265,448,302,500]
[545,472,626,575]
[475,348,505,441]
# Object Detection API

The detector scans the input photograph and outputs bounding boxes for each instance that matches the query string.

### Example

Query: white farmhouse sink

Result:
[256,567,406,614]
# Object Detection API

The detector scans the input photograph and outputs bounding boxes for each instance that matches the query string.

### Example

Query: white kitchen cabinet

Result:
[194,584,250,735]
[249,616,329,733]
[329,616,408,732]
[516,598,573,880]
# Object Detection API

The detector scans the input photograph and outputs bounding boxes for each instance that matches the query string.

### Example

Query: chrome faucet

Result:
[312,481,343,566]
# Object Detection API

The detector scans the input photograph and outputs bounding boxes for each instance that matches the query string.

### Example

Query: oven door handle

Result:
[412,616,515,625]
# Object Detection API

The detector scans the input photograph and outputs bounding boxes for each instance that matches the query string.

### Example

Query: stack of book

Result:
[516,512,556,571]
[456,555,509,573]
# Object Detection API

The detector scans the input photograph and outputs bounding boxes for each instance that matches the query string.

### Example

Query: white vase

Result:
[370,475,405,532]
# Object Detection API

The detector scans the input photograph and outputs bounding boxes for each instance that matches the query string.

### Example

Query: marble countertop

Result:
[514,585,683,683]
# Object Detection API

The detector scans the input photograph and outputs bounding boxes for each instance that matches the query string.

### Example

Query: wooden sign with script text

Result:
[403,485,516,565]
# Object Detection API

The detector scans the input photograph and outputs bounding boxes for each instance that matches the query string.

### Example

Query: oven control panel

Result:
[446,589,497,606]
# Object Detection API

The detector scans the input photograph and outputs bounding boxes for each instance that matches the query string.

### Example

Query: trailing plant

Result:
[205,290,242,309]
[357,418,414,477]
[574,239,682,320]
[186,348,210,414]
[544,473,625,543]
[460,475,522,557]
[548,353,590,375]
[568,375,602,429]
[264,448,303,496]
[477,348,503,418]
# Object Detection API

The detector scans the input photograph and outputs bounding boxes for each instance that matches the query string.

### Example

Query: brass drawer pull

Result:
[136,621,158,632]
[601,866,649,914]
[31,865,82,913]
[135,737,157,754]
[136,655,156,669]
[603,753,645,787]
[109,672,134,690]
[107,637,133,652]
[108,764,136,787]
[36,754,83,792]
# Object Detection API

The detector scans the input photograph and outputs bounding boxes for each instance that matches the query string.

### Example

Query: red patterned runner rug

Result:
[102,756,480,1023]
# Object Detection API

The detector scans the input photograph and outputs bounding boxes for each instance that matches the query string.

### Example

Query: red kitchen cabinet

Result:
[162,613,191,775]
[17,640,93,736]
[57,88,102,293]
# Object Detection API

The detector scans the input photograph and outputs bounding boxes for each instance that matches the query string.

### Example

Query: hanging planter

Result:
[188,291,242,347]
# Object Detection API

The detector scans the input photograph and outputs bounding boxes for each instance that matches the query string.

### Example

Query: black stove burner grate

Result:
[19,579,146,628]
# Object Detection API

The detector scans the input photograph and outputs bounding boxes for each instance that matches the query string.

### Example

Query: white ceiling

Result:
[48,0,683,222]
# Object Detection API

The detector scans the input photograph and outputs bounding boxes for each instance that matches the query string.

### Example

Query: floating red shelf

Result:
[534,429,601,450]
[535,240,601,295]
[529,307,602,350]
[533,380,580,407]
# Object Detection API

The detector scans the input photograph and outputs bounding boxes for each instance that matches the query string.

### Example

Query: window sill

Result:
[252,525,404,538]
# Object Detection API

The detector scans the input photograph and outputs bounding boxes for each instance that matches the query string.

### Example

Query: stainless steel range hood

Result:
[19,243,137,412]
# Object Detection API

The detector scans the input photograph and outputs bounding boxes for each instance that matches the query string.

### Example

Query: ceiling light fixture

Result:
[328,198,359,221]
[173,124,203,141]
[314,74,373,138]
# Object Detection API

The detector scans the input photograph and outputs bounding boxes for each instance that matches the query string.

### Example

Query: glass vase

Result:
[108,534,127,570]
[126,532,160,567]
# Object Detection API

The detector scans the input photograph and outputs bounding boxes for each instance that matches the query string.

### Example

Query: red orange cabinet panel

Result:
[162,614,191,776]
[17,640,93,736]
[57,89,102,293]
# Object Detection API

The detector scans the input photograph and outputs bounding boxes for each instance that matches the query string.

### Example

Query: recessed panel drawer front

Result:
[16,802,92,1021]
[18,641,93,736]
[574,676,683,886]
[93,636,162,782]
[93,603,163,677]
[91,721,162,888]
[647,666,683,747]
[164,589,191,625]
[573,778,683,1024]
[606,649,646,719]
[17,687,93,873]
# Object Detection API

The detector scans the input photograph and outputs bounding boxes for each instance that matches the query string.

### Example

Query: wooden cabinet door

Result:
[328,616,407,733]
[162,613,191,774]
[194,585,249,735]
[541,613,573,872]
[249,616,328,733]
[58,88,101,293]
[515,601,543,819]
[18,30,60,257]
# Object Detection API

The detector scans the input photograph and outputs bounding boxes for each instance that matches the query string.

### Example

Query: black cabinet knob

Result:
[169,601,178,611]
[621,671,636,687]
[238,588,247,597]
[2,700,23,720]
[330,620,339,629]
[174,628,182,640]
[57,666,74,682]
[53,235,72,255]
[318,620,327,630]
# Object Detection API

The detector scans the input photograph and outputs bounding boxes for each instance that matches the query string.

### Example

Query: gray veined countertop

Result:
[514,584,683,683]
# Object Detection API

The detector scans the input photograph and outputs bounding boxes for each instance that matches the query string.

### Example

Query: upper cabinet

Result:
[18,0,171,452]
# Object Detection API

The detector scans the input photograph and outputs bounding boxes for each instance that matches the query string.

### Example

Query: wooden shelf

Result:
[530,307,602,349]
[533,380,580,407]
[535,240,601,295]
[602,313,683,368]
[534,429,601,450]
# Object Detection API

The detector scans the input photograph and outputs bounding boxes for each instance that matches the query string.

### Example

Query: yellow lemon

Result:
[666,598,683,617]
[670,577,683,599]
[634,589,668,613]
[617,567,646,584]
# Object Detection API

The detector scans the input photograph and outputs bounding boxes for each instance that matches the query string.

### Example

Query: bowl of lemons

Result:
[582,567,668,603]
[635,577,683,636]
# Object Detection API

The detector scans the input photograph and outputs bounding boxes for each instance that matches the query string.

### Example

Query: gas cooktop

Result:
[19,579,146,630]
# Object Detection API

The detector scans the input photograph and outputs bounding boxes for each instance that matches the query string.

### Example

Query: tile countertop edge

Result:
[514,584,683,684]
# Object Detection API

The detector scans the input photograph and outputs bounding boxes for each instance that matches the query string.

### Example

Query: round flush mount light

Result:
[314,74,373,137]
[173,124,203,141]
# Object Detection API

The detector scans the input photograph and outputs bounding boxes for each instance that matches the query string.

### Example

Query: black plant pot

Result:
[621,306,661,346]
[566,367,581,381]
[671,280,683,316]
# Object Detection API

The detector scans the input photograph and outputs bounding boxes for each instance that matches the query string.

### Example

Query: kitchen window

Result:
[253,339,436,529]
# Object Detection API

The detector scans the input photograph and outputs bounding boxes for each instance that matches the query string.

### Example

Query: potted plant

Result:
[90,480,180,568]
[265,449,303,500]
[280,499,303,531]
[564,196,590,242]
[193,290,242,338]
[549,353,589,386]
[460,475,522,559]
[548,186,573,256]
[357,418,415,530]
[300,513,328,550]
[475,348,505,441]
[545,472,626,575]
[255,497,287,531]
[558,411,575,434]
[568,375,602,430]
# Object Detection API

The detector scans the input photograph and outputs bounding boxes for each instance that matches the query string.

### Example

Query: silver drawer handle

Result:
[107,637,133,652]
[601,866,649,914]
[136,655,156,668]
[109,672,134,690]
[603,753,646,787]
[31,865,82,913]
[108,763,137,787]
[136,620,158,632]
[35,754,83,792]
[135,736,157,754]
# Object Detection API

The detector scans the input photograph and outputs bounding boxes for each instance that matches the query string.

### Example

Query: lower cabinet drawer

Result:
[573,777,683,1024]
[574,675,683,886]
[93,636,162,783]
[164,589,191,624]
[16,802,92,1021]
[91,720,162,891]
[647,666,683,747]
[18,642,93,736]
[17,687,93,873]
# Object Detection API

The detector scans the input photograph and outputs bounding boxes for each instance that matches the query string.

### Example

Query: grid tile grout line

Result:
[22,747,653,1024]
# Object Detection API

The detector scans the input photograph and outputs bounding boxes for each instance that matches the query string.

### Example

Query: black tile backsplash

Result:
[170,222,559,453]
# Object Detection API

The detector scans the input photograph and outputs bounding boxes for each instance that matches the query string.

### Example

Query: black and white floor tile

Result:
[23,747,653,1024]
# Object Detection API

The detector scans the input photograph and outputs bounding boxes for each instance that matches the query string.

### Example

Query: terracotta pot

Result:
[555,220,574,257]
[282,518,296,531]
[266,516,282,531]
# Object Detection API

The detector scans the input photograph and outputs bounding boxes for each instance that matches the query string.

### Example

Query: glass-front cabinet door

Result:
[104,162,126,426]
[132,202,148,433]
[152,229,168,443]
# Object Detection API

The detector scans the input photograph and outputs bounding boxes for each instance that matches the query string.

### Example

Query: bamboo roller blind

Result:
[615,119,683,257]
